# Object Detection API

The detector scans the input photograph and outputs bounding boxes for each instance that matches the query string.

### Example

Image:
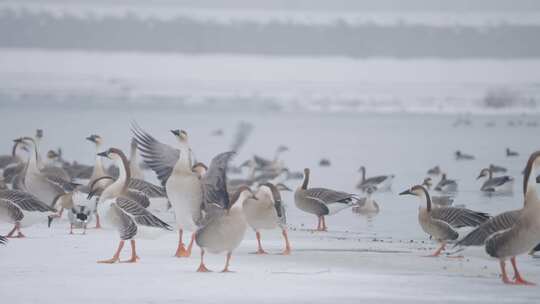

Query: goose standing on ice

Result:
[434,173,458,193]
[356,166,394,192]
[132,125,200,258]
[352,186,380,216]
[95,148,171,263]
[295,168,358,231]
[399,185,489,256]
[195,151,253,272]
[477,168,514,193]
[481,151,540,285]
[0,189,56,238]
[243,182,291,255]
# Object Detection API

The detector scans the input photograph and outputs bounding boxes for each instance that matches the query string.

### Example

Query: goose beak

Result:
[171,129,180,136]
[86,136,96,143]
[97,151,108,158]
[47,215,55,228]
[399,189,413,196]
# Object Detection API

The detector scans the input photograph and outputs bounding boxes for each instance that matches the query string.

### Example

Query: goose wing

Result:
[0,235,6,245]
[456,210,520,247]
[202,151,235,211]
[430,207,490,228]
[110,203,138,240]
[0,198,24,221]
[304,188,358,205]
[481,176,512,191]
[129,178,166,198]
[131,124,179,186]
[116,196,171,230]
[44,175,79,192]
[0,190,56,212]
[363,175,389,185]
[125,189,151,209]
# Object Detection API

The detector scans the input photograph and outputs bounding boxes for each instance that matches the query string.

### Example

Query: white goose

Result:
[243,182,291,255]
[132,125,200,258]
[95,148,172,263]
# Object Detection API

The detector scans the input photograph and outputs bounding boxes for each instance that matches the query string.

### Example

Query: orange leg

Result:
[316,216,322,231]
[321,216,328,231]
[281,228,292,255]
[185,233,195,257]
[499,260,515,284]
[255,231,268,254]
[511,257,535,285]
[196,249,211,272]
[221,252,234,273]
[94,214,102,229]
[121,240,139,263]
[98,240,124,264]
[175,229,191,257]
[425,242,445,257]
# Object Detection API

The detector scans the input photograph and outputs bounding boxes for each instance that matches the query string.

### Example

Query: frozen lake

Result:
[1,108,540,303]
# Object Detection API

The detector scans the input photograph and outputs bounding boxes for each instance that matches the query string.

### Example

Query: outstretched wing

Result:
[0,190,56,212]
[129,178,166,198]
[430,207,490,228]
[202,151,235,211]
[456,210,519,247]
[131,123,179,186]
[304,188,358,205]
[110,203,138,240]
[116,196,171,230]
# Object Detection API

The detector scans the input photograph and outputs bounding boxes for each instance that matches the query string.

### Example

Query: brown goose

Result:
[295,168,358,231]
[399,185,489,256]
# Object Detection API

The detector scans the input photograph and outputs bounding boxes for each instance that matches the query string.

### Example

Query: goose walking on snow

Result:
[477,168,514,193]
[243,183,291,255]
[94,148,171,263]
[0,189,56,238]
[295,168,358,231]
[195,151,252,272]
[481,151,540,285]
[132,125,200,258]
[399,185,489,256]
[356,166,394,192]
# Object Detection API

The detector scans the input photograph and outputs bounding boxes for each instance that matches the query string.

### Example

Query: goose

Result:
[295,168,358,231]
[95,148,172,263]
[131,125,200,258]
[0,235,6,245]
[399,185,489,256]
[19,137,78,212]
[427,166,441,176]
[86,134,113,228]
[477,168,514,193]
[481,151,540,285]
[356,166,394,192]
[489,164,508,174]
[0,138,28,170]
[0,189,56,238]
[455,150,475,160]
[195,151,252,272]
[506,148,519,157]
[434,173,458,193]
[31,131,72,182]
[422,178,454,207]
[243,182,291,255]
[319,158,331,167]
[352,186,380,216]
[129,139,144,180]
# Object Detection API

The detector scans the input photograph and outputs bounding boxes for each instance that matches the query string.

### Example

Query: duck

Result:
[506,148,519,157]
[434,173,458,193]
[67,204,94,235]
[295,168,358,231]
[195,151,252,272]
[0,189,57,238]
[352,186,380,216]
[399,185,489,256]
[132,125,200,258]
[95,148,172,263]
[356,166,394,192]
[455,150,475,160]
[481,151,540,284]
[243,182,291,255]
[477,168,514,193]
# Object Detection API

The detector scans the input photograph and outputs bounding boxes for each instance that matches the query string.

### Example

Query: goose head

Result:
[399,185,431,210]
[86,134,103,145]
[523,151,540,197]
[229,185,256,211]
[97,148,125,162]
[192,162,208,178]
[477,168,491,180]
[35,129,43,140]
[171,129,189,143]
[47,150,59,160]
[422,177,432,189]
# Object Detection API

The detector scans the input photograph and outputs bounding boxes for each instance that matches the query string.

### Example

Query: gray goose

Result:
[477,168,514,193]
[434,173,458,193]
[0,189,56,238]
[195,151,254,272]
[95,148,172,263]
[295,168,358,231]
[243,182,291,255]
[356,166,394,192]
[480,151,540,285]
[399,185,489,256]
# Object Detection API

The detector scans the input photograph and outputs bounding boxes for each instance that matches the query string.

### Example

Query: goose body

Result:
[477,168,514,193]
[357,166,394,192]
[295,168,358,231]
[352,187,380,216]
